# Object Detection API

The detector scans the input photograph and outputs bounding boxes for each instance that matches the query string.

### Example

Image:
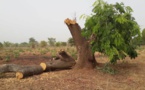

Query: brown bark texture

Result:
[40,50,76,71]
[0,64,43,79]
[0,50,76,79]
[64,18,97,69]
[0,64,26,73]
[16,65,43,79]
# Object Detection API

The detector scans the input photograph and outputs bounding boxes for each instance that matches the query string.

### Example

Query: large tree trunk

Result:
[64,18,97,69]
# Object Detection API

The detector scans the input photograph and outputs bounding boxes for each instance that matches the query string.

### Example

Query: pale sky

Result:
[0,0,145,43]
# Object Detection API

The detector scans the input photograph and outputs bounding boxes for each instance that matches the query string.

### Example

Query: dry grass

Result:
[0,46,145,90]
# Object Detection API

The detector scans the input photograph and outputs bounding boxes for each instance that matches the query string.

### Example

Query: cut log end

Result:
[40,63,47,71]
[16,72,23,79]
[64,18,76,25]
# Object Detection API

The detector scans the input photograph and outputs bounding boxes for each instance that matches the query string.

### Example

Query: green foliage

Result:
[0,42,3,50]
[40,41,47,48]
[55,42,67,47]
[5,55,11,62]
[13,50,20,59]
[97,63,118,74]
[142,28,145,44]
[67,37,75,46]
[19,42,29,47]
[29,37,38,48]
[3,41,12,47]
[131,36,143,45]
[48,38,56,46]
[60,42,67,46]
[55,42,61,47]
[82,0,141,63]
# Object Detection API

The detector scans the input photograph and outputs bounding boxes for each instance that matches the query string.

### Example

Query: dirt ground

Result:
[0,49,145,90]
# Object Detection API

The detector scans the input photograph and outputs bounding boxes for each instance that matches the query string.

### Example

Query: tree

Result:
[29,37,37,48]
[3,41,12,47]
[55,42,61,47]
[12,43,19,47]
[82,0,141,63]
[60,42,67,46]
[40,41,47,48]
[48,38,56,46]
[65,0,140,69]
[0,42,3,50]
[19,42,29,47]
[68,37,75,46]
[142,28,145,44]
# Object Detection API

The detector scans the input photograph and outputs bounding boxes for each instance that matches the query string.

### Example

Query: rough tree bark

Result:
[40,50,76,71]
[16,65,43,79]
[64,18,97,69]
[0,64,43,79]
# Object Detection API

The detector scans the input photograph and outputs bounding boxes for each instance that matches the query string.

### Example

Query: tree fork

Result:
[64,18,97,69]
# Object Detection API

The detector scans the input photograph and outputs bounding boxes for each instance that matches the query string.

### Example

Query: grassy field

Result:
[0,46,145,90]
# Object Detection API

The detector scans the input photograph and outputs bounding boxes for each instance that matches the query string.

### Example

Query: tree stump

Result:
[64,18,97,69]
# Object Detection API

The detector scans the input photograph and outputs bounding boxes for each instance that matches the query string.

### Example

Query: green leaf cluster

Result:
[82,0,141,63]
[142,29,145,43]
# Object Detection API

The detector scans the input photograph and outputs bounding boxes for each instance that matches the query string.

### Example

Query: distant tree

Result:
[48,38,56,46]
[12,43,19,47]
[67,37,75,46]
[19,42,29,47]
[55,42,61,47]
[131,36,142,46]
[142,28,145,44]
[0,42,3,50]
[3,41,12,47]
[40,41,47,48]
[60,42,67,46]
[55,42,67,47]
[29,37,37,48]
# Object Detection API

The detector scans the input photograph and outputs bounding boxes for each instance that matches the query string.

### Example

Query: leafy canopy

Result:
[81,0,141,63]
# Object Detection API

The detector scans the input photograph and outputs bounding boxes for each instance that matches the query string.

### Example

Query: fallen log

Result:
[40,50,76,71]
[0,64,24,73]
[40,60,76,71]
[0,64,43,79]
[0,50,76,79]
[16,65,43,79]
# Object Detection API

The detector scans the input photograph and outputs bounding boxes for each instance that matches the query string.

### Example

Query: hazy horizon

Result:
[0,0,145,43]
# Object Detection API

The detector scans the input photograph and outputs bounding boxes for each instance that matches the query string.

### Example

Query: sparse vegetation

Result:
[0,0,144,89]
